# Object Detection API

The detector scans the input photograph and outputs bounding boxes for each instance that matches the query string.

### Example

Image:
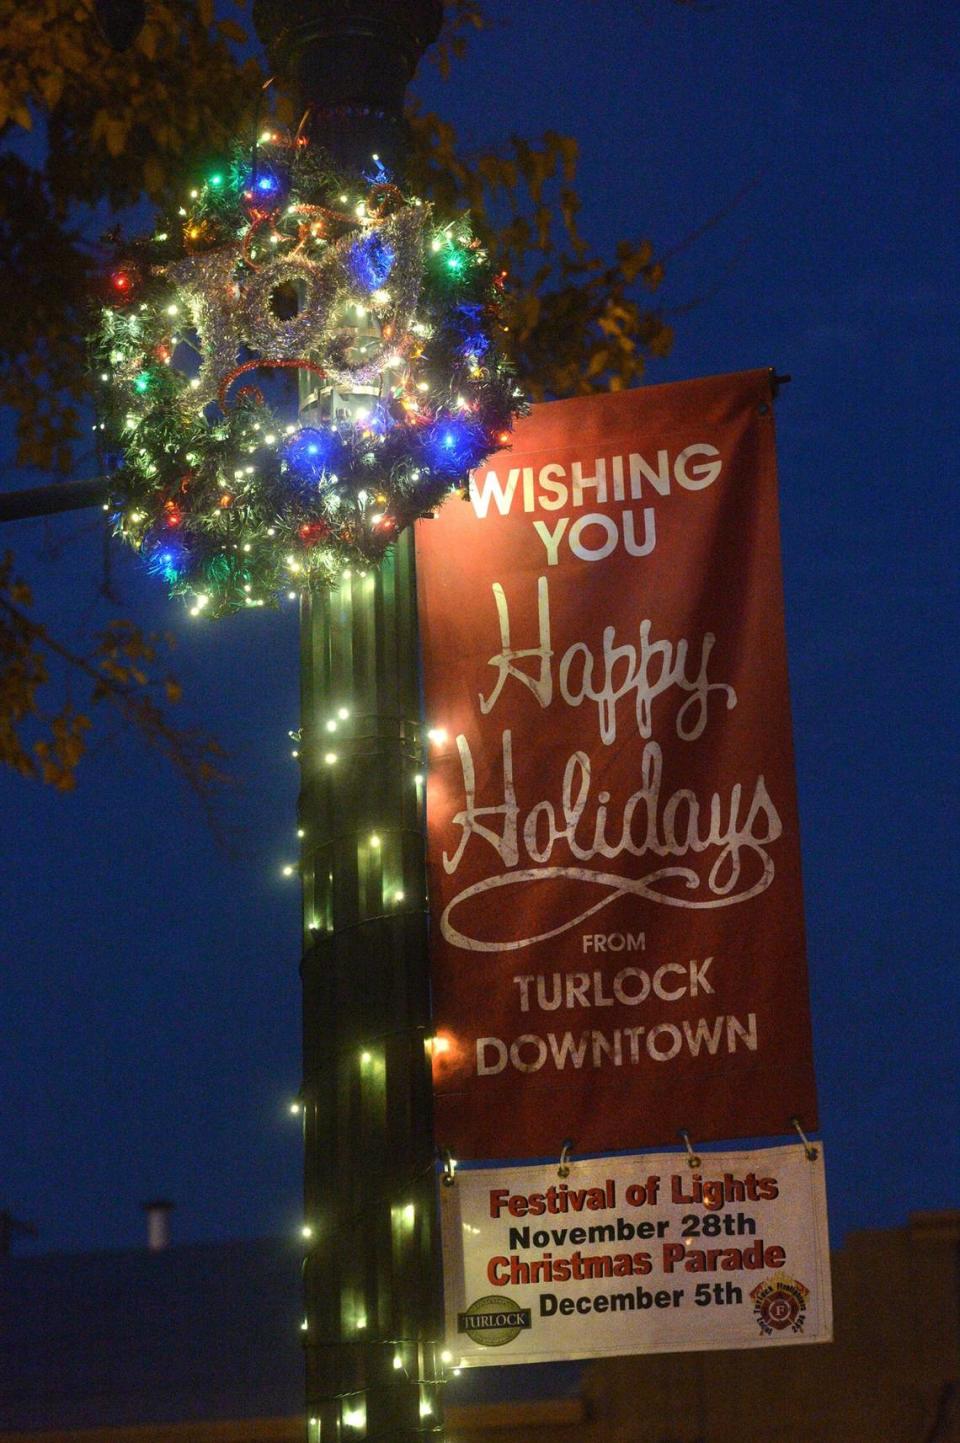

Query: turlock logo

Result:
[457,1294,532,1347]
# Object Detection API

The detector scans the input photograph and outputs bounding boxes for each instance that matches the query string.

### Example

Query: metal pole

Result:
[0,476,111,524]
[250,4,446,1438]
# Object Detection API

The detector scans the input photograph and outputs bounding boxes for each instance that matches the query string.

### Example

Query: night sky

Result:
[1,0,957,1259]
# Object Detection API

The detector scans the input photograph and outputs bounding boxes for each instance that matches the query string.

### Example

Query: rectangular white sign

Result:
[441,1144,832,1365]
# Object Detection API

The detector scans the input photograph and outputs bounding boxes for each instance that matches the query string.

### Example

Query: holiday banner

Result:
[416,371,817,1160]
[440,1144,832,1366]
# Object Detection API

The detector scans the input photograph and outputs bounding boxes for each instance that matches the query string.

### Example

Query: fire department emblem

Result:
[750,1273,810,1336]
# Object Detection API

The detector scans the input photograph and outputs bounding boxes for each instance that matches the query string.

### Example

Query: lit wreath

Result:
[93,131,524,616]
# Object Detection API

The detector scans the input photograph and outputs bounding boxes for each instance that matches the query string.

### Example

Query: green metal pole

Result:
[249,4,447,1438]
[299,547,442,1441]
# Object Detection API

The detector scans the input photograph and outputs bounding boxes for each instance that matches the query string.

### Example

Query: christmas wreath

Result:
[93,130,523,616]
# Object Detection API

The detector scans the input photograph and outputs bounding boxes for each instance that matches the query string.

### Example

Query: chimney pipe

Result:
[142,1199,174,1251]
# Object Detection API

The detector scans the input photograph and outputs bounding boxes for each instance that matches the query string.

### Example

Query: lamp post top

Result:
[252,0,444,124]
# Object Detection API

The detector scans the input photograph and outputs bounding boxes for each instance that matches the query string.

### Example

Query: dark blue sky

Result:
[1,0,957,1257]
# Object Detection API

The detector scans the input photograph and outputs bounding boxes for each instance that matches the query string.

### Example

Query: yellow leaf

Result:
[217,18,247,42]
[39,72,63,107]
[104,118,127,156]
[137,23,159,60]
[143,156,166,195]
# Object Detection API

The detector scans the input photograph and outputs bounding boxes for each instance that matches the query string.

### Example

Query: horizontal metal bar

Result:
[0,476,112,524]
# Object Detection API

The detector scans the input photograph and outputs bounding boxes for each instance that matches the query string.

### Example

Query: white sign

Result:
[441,1144,832,1365]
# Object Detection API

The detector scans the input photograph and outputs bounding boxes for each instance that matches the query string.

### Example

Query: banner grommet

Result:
[679,1128,702,1169]
[790,1115,819,1161]
[441,1149,458,1187]
[557,1138,574,1178]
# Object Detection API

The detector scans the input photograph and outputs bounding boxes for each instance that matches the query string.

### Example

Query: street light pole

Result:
[251,4,447,1438]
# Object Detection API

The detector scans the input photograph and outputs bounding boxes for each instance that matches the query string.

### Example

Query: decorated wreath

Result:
[92,130,524,617]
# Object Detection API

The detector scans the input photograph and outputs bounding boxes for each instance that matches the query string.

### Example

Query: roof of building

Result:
[0,1238,303,1430]
[0,1237,580,1431]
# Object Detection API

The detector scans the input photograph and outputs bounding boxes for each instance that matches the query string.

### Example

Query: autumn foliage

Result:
[0,0,672,789]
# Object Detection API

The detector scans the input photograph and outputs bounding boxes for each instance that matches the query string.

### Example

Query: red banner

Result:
[416,371,817,1160]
